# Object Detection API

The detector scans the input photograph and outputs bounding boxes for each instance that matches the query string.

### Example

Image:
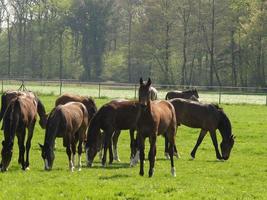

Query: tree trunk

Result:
[231,30,237,86]
[210,0,215,86]
[127,2,133,83]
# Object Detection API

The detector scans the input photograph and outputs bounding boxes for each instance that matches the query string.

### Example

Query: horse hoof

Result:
[174,152,180,159]
[149,168,155,177]
[78,168,82,172]
[25,167,30,171]
[165,152,170,160]
[171,167,176,177]
[190,156,195,160]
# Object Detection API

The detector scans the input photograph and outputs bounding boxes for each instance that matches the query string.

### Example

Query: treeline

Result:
[0,0,266,86]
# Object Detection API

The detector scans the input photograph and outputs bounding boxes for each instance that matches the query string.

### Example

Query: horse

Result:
[137,78,177,177]
[55,93,97,120]
[39,102,89,171]
[85,100,141,167]
[165,89,199,100]
[168,98,235,160]
[0,90,47,129]
[0,94,42,171]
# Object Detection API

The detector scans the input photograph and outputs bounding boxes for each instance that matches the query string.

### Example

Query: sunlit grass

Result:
[0,97,267,199]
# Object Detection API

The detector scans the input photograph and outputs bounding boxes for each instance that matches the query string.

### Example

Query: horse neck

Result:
[218,111,231,141]
[44,114,58,149]
[86,113,101,146]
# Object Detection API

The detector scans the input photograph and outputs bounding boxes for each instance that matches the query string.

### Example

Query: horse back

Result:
[149,100,176,135]
[100,100,140,130]
[170,98,220,130]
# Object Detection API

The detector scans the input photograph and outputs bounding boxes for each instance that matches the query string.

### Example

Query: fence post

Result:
[98,83,101,98]
[266,95,267,106]
[134,84,137,99]
[1,80,3,93]
[219,86,222,104]
[59,80,63,95]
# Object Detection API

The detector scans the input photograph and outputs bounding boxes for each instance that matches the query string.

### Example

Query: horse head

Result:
[1,140,13,172]
[39,143,55,170]
[139,77,152,106]
[220,135,235,160]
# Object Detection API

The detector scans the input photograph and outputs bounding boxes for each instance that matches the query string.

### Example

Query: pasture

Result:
[0,96,267,199]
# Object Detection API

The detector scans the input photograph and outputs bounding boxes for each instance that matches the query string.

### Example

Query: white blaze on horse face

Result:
[44,159,49,170]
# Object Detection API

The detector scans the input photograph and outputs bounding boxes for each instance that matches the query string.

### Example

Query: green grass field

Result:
[0,96,267,199]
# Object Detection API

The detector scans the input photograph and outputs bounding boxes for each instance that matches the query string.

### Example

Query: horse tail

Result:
[0,93,7,124]
[6,99,20,143]
[165,93,169,100]
[36,97,47,129]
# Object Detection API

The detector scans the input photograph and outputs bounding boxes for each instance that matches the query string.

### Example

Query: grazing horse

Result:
[165,89,199,100]
[0,95,41,171]
[0,90,47,129]
[55,93,97,120]
[85,100,141,167]
[137,78,177,177]
[168,98,235,160]
[39,102,89,171]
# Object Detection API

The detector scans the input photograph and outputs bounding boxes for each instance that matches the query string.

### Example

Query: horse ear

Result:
[147,78,151,87]
[38,143,44,149]
[139,77,144,85]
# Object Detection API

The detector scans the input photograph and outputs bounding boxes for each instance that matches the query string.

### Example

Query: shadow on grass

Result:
[99,174,131,180]
[84,162,131,170]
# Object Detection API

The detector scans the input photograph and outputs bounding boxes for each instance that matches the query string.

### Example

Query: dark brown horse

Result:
[137,78,177,177]
[0,94,41,171]
[0,90,47,129]
[165,89,199,100]
[85,100,141,167]
[39,102,89,171]
[169,98,235,160]
[55,93,97,120]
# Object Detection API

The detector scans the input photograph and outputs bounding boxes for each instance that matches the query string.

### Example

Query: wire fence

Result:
[1,78,267,105]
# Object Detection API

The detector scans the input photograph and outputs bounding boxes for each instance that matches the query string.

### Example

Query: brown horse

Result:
[137,78,177,177]
[169,98,235,160]
[165,89,199,100]
[39,102,89,171]
[0,94,41,171]
[0,90,47,129]
[85,100,141,167]
[55,93,97,120]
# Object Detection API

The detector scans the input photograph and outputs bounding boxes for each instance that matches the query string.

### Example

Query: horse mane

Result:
[217,109,232,140]
[85,96,98,114]
[45,107,64,147]
[86,111,101,147]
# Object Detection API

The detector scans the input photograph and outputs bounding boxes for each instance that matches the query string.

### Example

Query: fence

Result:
[1,78,267,105]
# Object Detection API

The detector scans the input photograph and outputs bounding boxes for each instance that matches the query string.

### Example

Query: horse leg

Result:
[168,137,176,177]
[77,140,83,171]
[209,131,222,160]
[112,130,120,162]
[17,129,26,170]
[66,145,74,172]
[164,136,170,159]
[25,121,36,169]
[190,129,207,159]
[138,133,145,176]
[102,129,113,166]
[129,128,136,159]
[148,135,157,177]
